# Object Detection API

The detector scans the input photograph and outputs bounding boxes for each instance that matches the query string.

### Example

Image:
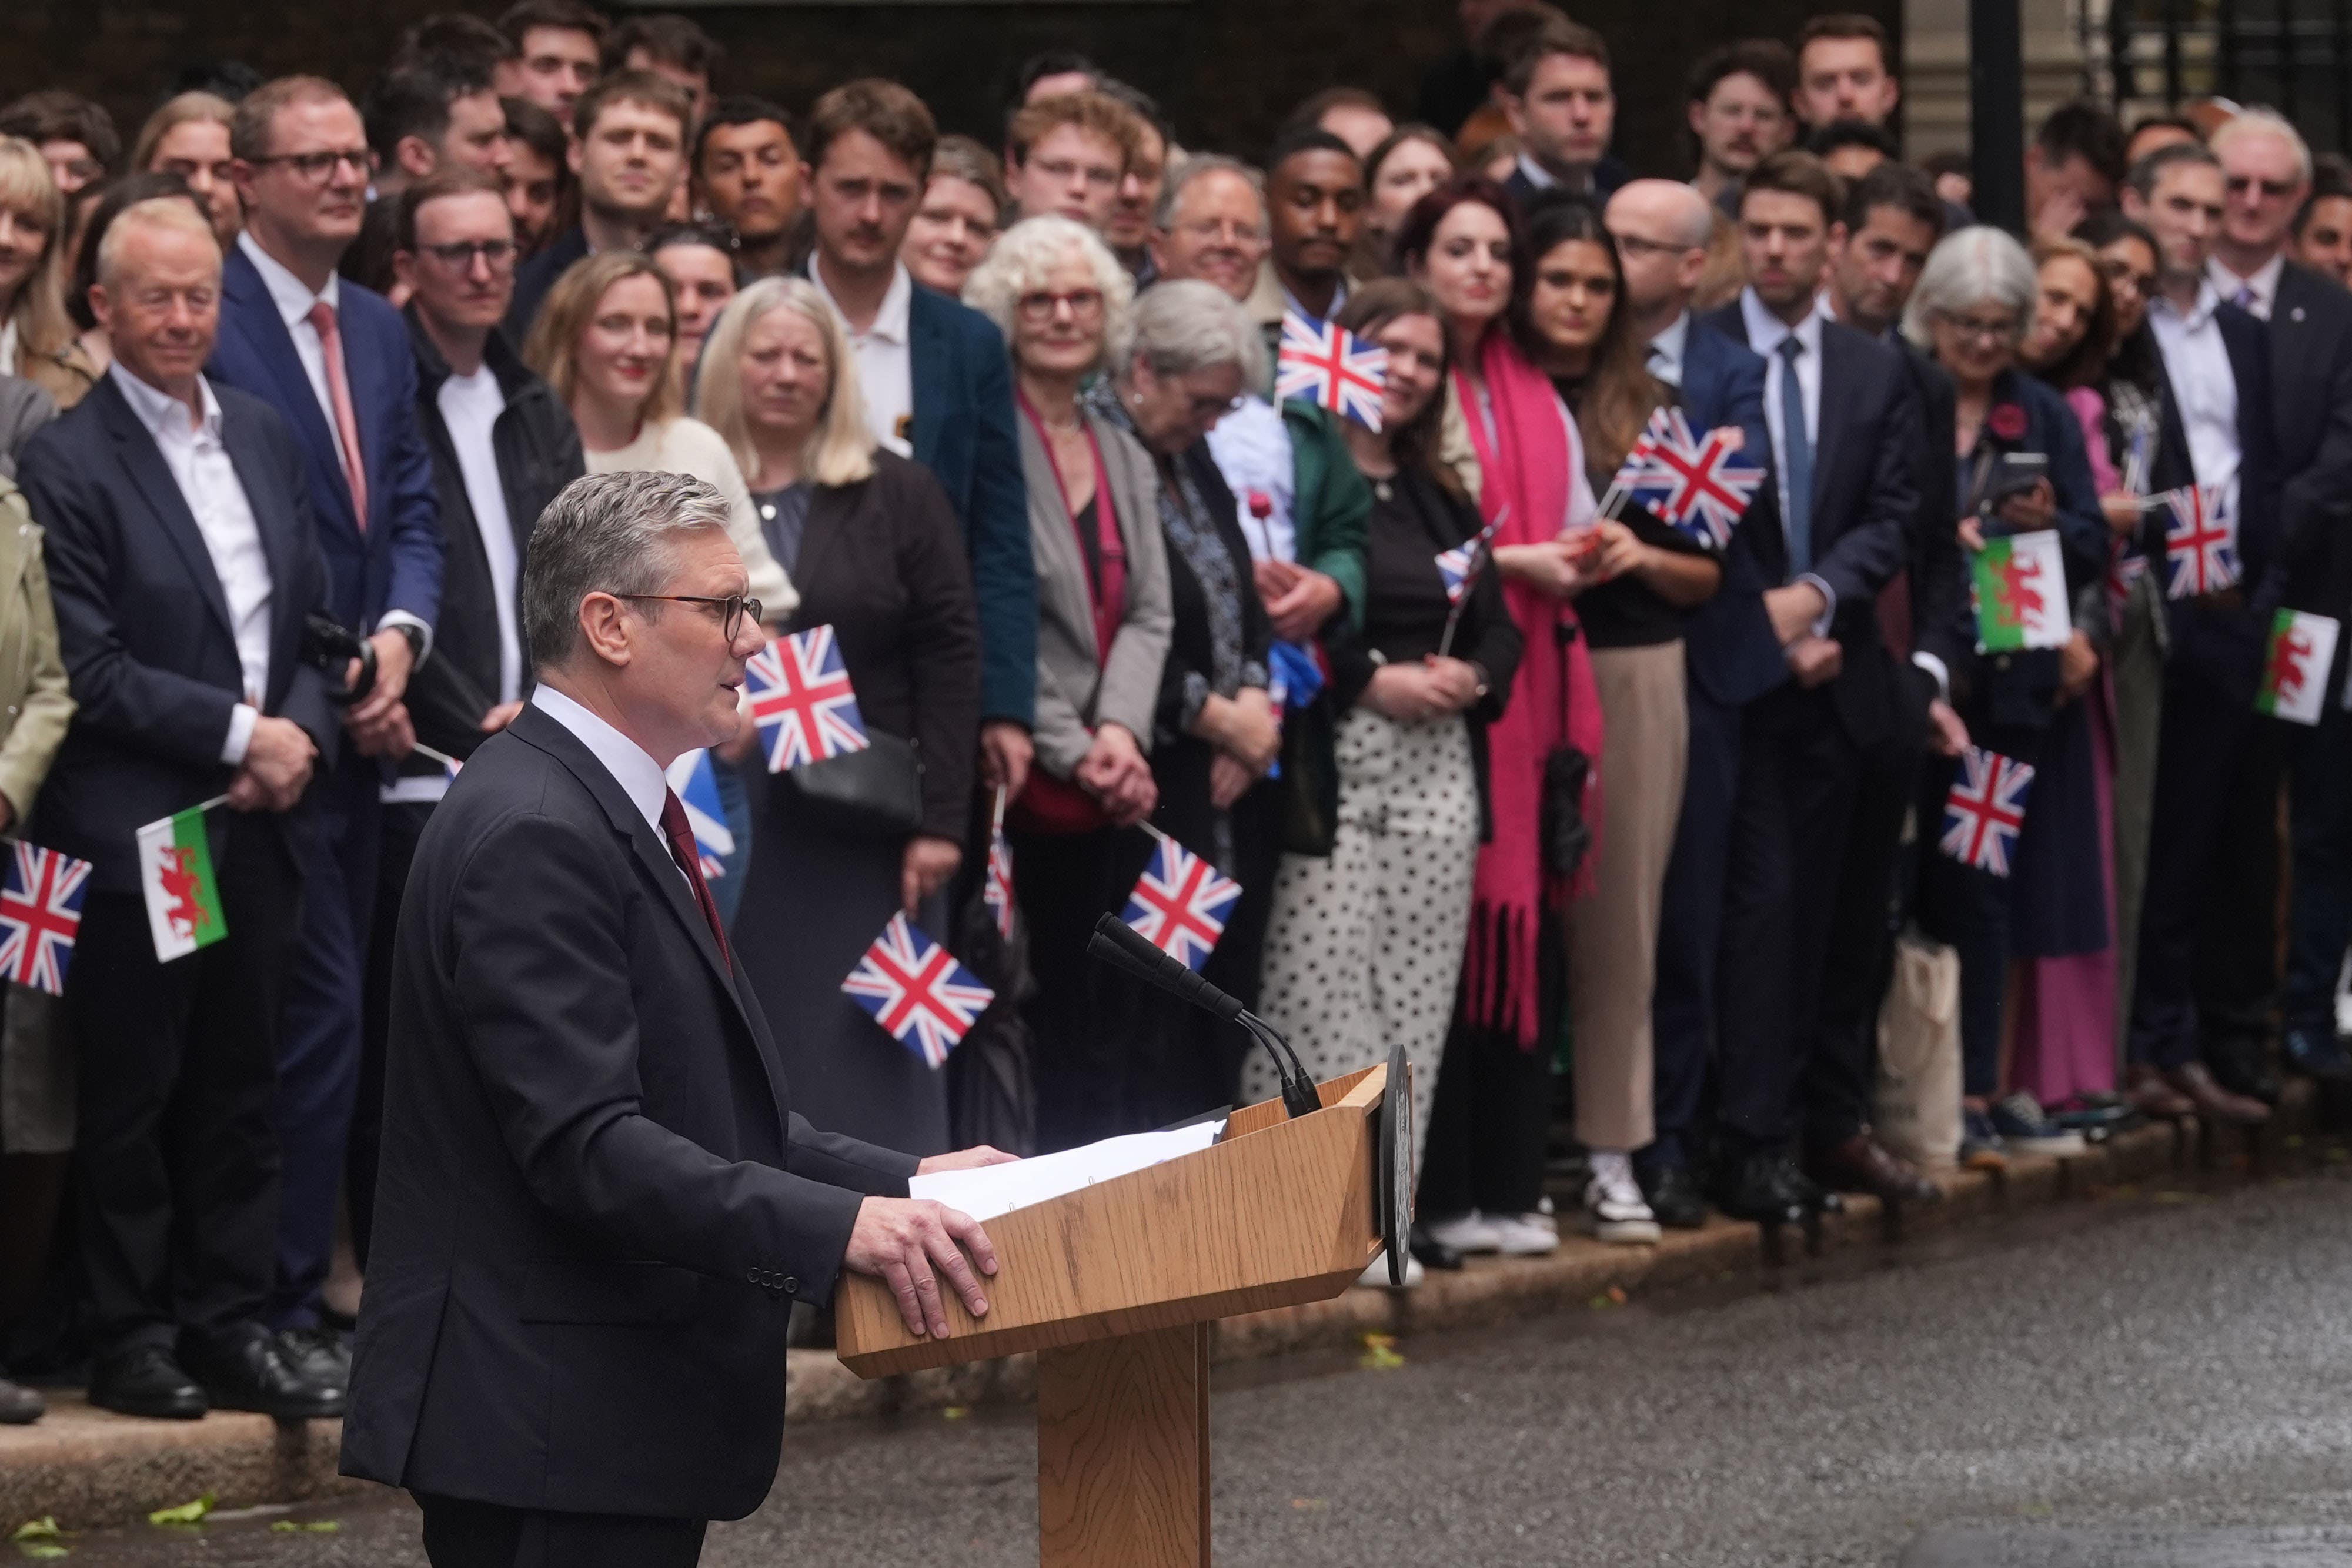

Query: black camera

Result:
[298,614,378,706]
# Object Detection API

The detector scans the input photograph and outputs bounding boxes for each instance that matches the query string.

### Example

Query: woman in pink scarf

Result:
[1396,178,1604,1261]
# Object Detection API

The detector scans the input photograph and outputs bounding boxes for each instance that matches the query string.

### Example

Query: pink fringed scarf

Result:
[1455,334,1606,1049]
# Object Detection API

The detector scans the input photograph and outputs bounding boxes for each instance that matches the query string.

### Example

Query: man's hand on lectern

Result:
[916,1145,1020,1175]
[846,1198,998,1339]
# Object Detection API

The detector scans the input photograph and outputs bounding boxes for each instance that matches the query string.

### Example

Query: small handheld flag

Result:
[841,912,995,1068]
[1122,831,1242,972]
[745,625,870,773]
[135,803,228,961]
[2159,483,2239,599]
[1275,312,1387,430]
[1434,514,1504,608]
[2106,541,2148,620]
[1969,531,2073,653]
[663,749,736,880]
[1611,407,1764,548]
[1939,747,2036,878]
[0,842,91,995]
[2257,609,2341,726]
[983,827,1015,941]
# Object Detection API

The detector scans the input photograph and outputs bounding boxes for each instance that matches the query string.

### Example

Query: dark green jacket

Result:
[1279,399,1371,635]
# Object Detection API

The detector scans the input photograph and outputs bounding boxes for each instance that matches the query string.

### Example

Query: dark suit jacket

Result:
[2141,299,2284,630]
[779,451,983,840]
[2259,261,2352,624]
[1501,155,1630,212]
[1895,343,1969,702]
[209,244,444,637]
[502,226,591,346]
[1703,302,1924,745]
[340,702,918,1520]
[907,282,1037,730]
[1673,316,1785,707]
[18,375,335,892]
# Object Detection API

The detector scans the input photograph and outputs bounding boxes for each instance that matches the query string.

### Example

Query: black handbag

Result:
[773,730,924,837]
[1540,743,1592,879]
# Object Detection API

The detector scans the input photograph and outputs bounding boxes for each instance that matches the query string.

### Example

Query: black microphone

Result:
[1087,914,1321,1119]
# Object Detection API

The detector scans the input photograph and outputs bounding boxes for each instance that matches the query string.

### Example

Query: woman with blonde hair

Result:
[129,93,239,249]
[693,275,983,1156]
[0,138,98,410]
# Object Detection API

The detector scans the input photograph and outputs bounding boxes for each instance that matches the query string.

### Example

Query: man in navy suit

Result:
[799,79,1038,800]
[21,198,344,1420]
[212,76,445,1378]
[1701,151,1922,1222]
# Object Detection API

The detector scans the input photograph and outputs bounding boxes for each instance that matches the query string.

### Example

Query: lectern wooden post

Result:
[836,1065,1393,1568]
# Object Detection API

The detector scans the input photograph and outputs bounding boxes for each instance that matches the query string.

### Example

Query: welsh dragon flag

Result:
[2256,609,2341,726]
[135,806,226,962]
[1970,531,2072,653]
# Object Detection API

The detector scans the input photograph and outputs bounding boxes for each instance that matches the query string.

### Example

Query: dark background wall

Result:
[4,0,1897,174]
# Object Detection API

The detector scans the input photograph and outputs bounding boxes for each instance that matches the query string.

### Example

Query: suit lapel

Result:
[223,249,358,539]
[96,381,239,648]
[907,289,949,467]
[1811,325,1852,517]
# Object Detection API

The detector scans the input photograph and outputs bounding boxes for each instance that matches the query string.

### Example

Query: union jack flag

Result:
[744,624,870,773]
[663,748,734,881]
[0,842,92,996]
[840,912,994,1068]
[1275,312,1387,430]
[1122,835,1242,972]
[1938,746,2037,878]
[2107,540,2149,620]
[1434,516,1503,606]
[983,826,1015,941]
[1615,407,1764,549]
[2159,483,2238,599]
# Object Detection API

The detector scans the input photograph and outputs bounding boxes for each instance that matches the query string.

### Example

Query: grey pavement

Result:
[42,1158,2352,1567]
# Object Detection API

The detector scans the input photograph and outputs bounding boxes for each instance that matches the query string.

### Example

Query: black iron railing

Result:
[2086,0,2352,152]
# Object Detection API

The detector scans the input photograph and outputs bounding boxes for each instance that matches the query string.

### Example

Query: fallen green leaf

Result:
[146,1494,214,1527]
[1357,1331,1405,1370]
[941,1406,969,1421]
[8,1522,59,1544]
[16,1543,69,1560]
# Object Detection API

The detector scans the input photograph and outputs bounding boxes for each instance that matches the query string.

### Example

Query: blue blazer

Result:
[209,244,443,638]
[907,282,1037,729]
[1674,315,1786,708]
[18,376,336,892]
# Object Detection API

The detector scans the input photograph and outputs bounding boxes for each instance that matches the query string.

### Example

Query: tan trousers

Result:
[1565,641,1689,1152]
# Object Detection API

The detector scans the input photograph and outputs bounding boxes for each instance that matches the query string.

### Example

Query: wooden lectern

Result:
[837,1064,1396,1567]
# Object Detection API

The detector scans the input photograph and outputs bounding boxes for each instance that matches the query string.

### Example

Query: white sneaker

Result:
[1582,1151,1662,1245]
[1489,1212,1560,1256]
[1358,1252,1424,1289]
[1422,1211,1505,1255]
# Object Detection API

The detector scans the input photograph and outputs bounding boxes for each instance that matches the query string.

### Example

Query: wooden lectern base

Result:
[1037,1323,1211,1567]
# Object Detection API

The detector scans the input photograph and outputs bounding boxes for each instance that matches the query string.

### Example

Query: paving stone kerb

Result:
[0,1100,2301,1533]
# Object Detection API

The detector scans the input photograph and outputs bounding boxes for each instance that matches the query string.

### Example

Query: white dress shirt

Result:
[2147,280,2243,524]
[1646,311,1692,390]
[436,366,523,705]
[111,363,273,766]
[1205,397,1298,563]
[531,683,671,844]
[809,256,915,457]
[2208,252,2286,322]
[1737,286,1838,633]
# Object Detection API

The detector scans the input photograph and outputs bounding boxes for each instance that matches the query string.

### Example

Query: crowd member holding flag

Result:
[693,276,980,1159]
[1902,225,2113,1161]
[19,197,345,1420]
[964,218,1175,1149]
[1250,279,1521,1279]
[1521,197,1721,1245]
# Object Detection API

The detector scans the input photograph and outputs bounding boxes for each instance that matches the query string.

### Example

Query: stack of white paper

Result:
[908,1120,1227,1222]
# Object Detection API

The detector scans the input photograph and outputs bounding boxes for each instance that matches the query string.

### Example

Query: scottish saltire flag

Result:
[841,912,994,1068]
[2160,483,2239,599]
[1939,747,2036,877]
[983,827,1015,941]
[745,624,869,772]
[663,749,735,880]
[1122,835,1242,972]
[1275,312,1387,430]
[1616,407,1763,548]
[2257,610,2341,726]
[1970,531,2073,652]
[0,842,91,995]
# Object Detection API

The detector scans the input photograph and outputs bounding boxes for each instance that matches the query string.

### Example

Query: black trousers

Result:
[349,800,433,1271]
[65,811,300,1353]
[415,1493,706,1568]
[1713,685,1863,1150]
[1645,681,1743,1174]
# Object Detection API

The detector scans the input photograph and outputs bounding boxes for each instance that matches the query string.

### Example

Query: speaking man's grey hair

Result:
[523,470,733,670]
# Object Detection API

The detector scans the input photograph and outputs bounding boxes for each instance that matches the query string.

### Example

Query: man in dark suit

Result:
[1495,16,1631,210]
[21,198,343,1420]
[2120,142,2287,1124]
[212,75,445,1373]
[1700,151,1922,1221]
[342,469,1010,1567]
[800,78,1038,801]
[2206,114,2352,1087]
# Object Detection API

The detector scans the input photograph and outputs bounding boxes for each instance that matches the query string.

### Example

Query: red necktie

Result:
[307,300,369,529]
[659,788,732,970]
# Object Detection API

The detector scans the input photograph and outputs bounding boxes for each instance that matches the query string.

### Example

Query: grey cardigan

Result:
[1019,408,1173,779]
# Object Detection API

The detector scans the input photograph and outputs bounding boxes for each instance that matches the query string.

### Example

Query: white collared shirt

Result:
[1205,396,1298,563]
[809,255,915,457]
[111,363,273,766]
[530,683,671,842]
[1736,286,1837,633]
[1647,311,1692,389]
[435,365,522,704]
[2208,252,2286,322]
[1515,152,1559,192]
[2148,281,2243,524]
[1279,278,1347,325]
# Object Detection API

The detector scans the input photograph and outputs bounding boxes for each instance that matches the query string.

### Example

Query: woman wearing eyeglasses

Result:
[691,277,981,1159]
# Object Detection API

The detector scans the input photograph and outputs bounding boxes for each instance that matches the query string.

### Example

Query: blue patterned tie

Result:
[1777,336,1814,576]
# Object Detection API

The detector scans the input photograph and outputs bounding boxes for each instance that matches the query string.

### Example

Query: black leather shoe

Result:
[1638,1163,1709,1229]
[0,1377,44,1425]
[89,1344,206,1420]
[2204,1033,2281,1105]
[1407,1222,1465,1271]
[1709,1151,1803,1224]
[1770,1156,1843,1216]
[2283,1027,2352,1083]
[275,1325,352,1396]
[182,1328,346,1420]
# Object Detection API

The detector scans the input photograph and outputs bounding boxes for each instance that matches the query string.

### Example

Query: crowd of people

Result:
[1,0,2348,1435]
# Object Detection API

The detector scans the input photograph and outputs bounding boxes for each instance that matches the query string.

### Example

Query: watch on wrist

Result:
[390,623,426,664]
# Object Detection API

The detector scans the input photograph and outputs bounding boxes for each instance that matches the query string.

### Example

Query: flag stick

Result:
[1436,507,1509,659]
[991,783,1008,834]
[410,742,462,772]
[1138,818,1175,850]
[193,793,231,814]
